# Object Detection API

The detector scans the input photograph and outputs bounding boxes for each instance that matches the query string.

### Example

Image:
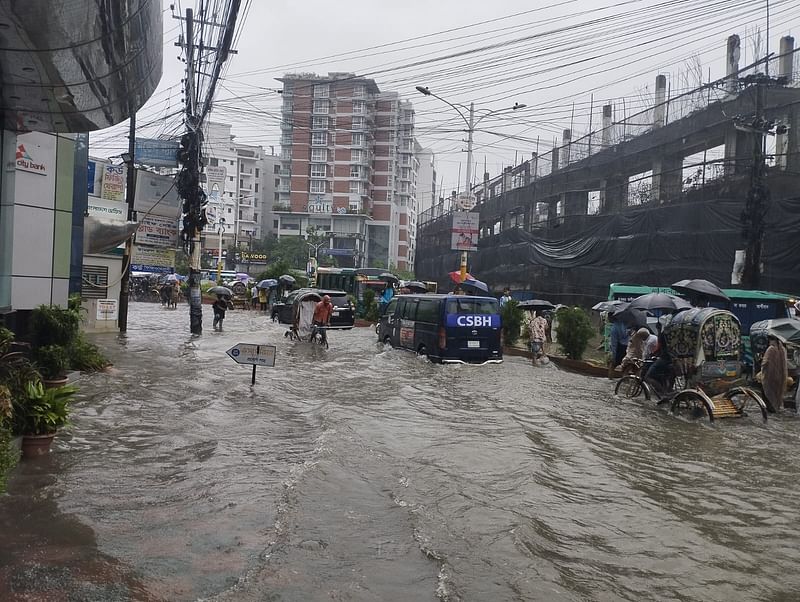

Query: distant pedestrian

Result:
[250,285,258,310]
[609,314,630,367]
[529,311,548,366]
[258,287,268,312]
[213,295,231,331]
[499,288,512,308]
[757,335,788,412]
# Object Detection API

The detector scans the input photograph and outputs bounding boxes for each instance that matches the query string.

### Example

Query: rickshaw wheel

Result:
[728,387,769,422]
[670,391,713,421]
[615,375,650,400]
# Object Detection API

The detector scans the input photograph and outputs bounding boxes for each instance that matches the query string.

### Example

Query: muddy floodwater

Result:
[2,302,800,601]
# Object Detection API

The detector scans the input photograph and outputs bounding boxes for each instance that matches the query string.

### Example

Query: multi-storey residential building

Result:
[260,151,280,237]
[202,121,266,252]
[414,141,437,216]
[275,72,417,270]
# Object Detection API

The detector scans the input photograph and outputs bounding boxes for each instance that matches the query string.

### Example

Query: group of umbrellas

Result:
[593,279,731,328]
[209,274,297,298]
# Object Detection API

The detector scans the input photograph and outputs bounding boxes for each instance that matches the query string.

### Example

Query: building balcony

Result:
[273,203,292,212]
[278,185,290,193]
[279,168,291,176]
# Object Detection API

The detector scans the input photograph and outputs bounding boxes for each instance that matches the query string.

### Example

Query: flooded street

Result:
[2,301,800,601]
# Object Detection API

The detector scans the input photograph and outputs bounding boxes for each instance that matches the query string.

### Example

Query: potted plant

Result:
[13,380,76,458]
[33,343,70,387]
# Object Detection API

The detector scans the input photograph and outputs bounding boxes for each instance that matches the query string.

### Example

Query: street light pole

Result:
[216,218,227,284]
[118,112,136,333]
[415,86,525,283]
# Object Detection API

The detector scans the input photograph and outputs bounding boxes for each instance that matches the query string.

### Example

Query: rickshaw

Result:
[663,308,768,421]
[284,290,328,348]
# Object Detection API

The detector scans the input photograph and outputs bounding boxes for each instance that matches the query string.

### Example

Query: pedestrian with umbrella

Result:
[212,293,233,331]
[671,278,730,307]
[609,311,631,368]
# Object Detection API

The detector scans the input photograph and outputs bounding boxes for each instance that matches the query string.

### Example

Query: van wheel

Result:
[383,336,392,345]
[417,344,427,357]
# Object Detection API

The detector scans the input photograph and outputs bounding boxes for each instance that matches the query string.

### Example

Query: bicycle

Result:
[309,323,329,349]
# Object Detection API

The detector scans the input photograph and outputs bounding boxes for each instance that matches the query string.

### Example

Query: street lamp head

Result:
[512,103,526,110]
[120,151,132,163]
[415,86,431,96]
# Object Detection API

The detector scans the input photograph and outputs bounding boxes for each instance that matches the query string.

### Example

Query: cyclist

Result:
[311,295,333,343]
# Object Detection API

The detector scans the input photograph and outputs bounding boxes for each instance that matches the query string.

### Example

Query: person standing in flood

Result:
[758,335,788,412]
[213,295,232,331]
[609,314,630,368]
[530,311,548,366]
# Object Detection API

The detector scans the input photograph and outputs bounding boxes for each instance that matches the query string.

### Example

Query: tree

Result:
[554,307,595,360]
[500,300,523,345]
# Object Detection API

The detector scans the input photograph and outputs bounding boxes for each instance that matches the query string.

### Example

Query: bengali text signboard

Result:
[136,214,179,247]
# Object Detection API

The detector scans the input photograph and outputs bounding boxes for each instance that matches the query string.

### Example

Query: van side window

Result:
[446,298,498,315]
[416,299,439,323]
[401,299,418,320]
[384,298,397,316]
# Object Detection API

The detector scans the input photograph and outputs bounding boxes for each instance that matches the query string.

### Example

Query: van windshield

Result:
[446,298,498,315]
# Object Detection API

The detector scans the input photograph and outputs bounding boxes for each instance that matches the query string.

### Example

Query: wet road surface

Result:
[2,302,800,601]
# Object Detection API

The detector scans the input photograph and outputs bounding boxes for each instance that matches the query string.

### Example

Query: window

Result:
[227,207,232,213]
[312,116,328,129]
[446,298,498,315]
[229,176,234,182]
[312,132,327,146]
[416,299,439,324]
[312,99,329,114]
[349,181,362,194]
[311,148,327,162]
[352,116,365,130]
[351,133,364,146]
[351,149,362,162]
[401,168,410,179]
[273,219,279,228]
[210,158,218,167]
[350,165,360,178]
[310,180,326,193]
[254,183,259,193]
[275,178,280,187]
[400,299,417,320]
[310,163,326,177]
[239,179,244,188]
[313,83,329,98]
[274,192,279,201]
[352,100,365,114]
[353,84,366,98]
[257,168,262,177]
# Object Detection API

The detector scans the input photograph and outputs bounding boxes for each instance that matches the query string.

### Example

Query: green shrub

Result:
[362,288,379,322]
[33,344,69,380]
[68,335,110,372]
[0,424,18,494]
[30,304,80,348]
[500,300,523,345]
[13,381,76,436]
[554,306,595,360]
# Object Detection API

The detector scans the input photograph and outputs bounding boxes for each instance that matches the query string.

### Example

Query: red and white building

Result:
[275,72,418,270]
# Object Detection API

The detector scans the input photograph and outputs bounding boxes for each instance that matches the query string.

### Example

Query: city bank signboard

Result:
[451,212,479,252]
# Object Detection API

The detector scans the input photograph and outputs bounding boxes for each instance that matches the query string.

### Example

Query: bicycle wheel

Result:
[615,375,646,399]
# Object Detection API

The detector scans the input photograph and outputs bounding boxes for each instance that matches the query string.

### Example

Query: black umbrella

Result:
[460,278,489,294]
[592,300,625,312]
[518,299,556,311]
[278,274,296,285]
[671,279,730,301]
[404,281,428,293]
[208,286,233,297]
[612,304,648,329]
[379,272,399,283]
[628,292,692,312]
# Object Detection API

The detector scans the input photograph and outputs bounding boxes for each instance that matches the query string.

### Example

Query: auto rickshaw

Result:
[663,307,767,421]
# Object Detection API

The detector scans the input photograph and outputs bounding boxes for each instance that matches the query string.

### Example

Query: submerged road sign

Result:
[226,343,277,385]
[226,343,276,366]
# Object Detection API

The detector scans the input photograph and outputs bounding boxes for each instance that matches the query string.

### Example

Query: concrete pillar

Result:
[600,175,628,213]
[724,125,756,176]
[551,144,559,173]
[601,104,613,148]
[778,36,795,82]
[653,75,667,128]
[563,190,589,216]
[502,166,512,194]
[652,155,683,203]
[531,152,538,179]
[482,172,490,200]
[776,36,795,170]
[726,35,741,95]
[561,129,572,167]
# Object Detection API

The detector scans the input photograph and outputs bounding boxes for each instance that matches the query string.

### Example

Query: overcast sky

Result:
[91,0,797,196]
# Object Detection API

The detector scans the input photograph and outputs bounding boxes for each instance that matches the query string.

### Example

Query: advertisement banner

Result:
[451,212,479,252]
[96,299,119,321]
[133,170,181,218]
[131,245,175,273]
[101,164,126,201]
[87,197,126,222]
[134,138,179,168]
[136,214,179,248]
[205,166,227,204]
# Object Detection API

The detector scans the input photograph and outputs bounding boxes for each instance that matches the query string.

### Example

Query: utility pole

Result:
[738,72,788,289]
[118,113,136,332]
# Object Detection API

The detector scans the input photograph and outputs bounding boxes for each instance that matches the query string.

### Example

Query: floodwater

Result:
[2,302,800,601]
